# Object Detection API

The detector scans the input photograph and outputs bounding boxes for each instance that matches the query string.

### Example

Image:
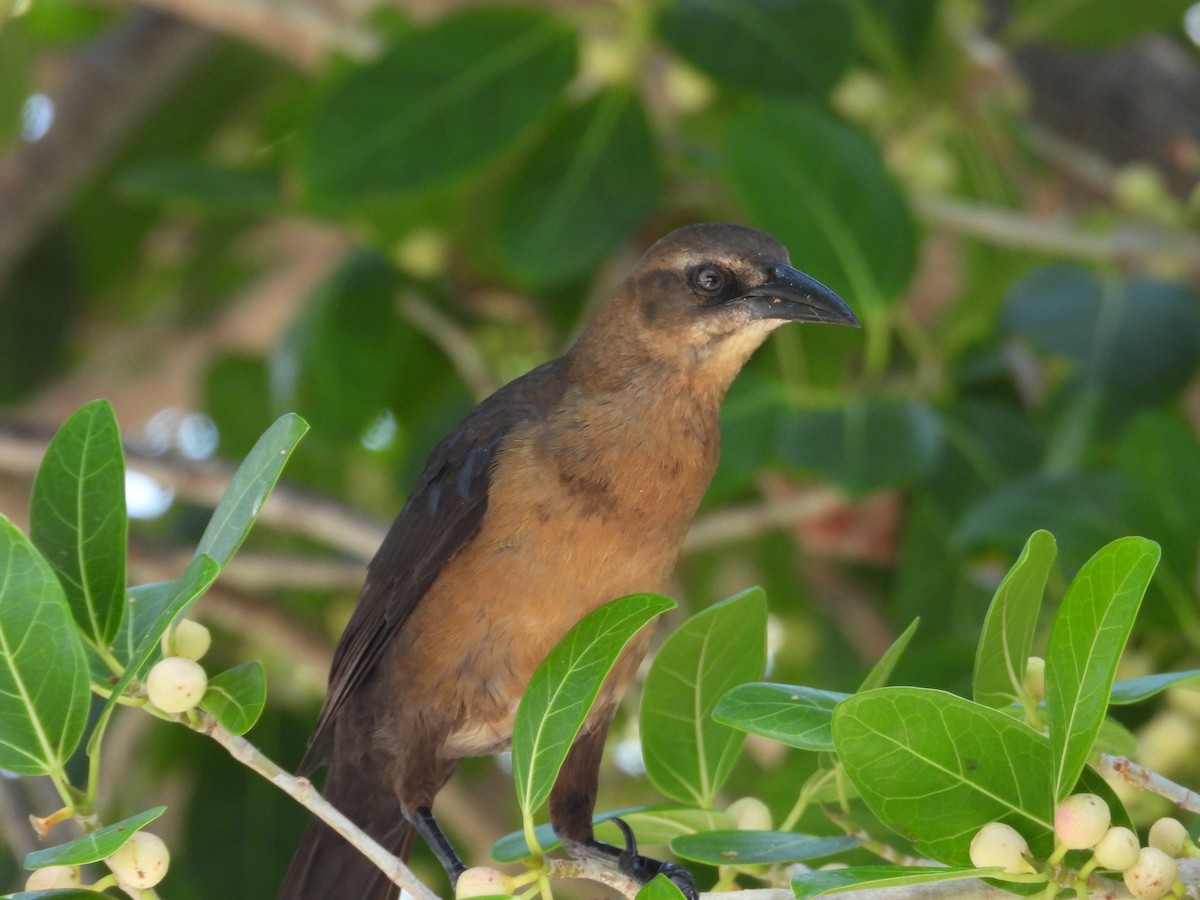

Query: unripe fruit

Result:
[107,830,170,889]
[165,618,211,661]
[726,796,773,831]
[969,822,1033,874]
[1123,847,1178,900]
[146,656,208,713]
[1054,793,1110,850]
[455,866,509,899]
[25,864,81,889]
[1148,817,1189,857]
[1023,656,1046,703]
[1093,826,1140,871]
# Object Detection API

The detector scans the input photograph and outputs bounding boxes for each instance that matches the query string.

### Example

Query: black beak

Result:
[741,264,861,327]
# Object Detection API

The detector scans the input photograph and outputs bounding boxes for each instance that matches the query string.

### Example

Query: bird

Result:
[278,222,860,900]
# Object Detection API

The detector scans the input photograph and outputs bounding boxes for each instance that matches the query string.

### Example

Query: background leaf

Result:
[1110,670,1200,705]
[512,593,674,816]
[29,398,127,647]
[23,807,166,869]
[1046,536,1160,800]
[0,517,89,776]
[641,588,767,807]
[199,660,267,735]
[973,529,1057,707]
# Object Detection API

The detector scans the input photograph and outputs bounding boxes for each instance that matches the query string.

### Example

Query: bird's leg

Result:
[550,729,699,900]
[405,806,468,887]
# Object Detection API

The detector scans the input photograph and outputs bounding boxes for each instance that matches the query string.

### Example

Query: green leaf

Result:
[493,89,661,286]
[641,588,767,807]
[635,874,687,900]
[24,807,166,868]
[725,102,917,303]
[512,593,674,816]
[832,687,1055,865]
[859,618,920,692]
[1110,670,1200,705]
[194,413,308,568]
[1009,0,1193,48]
[713,684,848,752]
[657,0,854,98]
[199,660,267,735]
[671,831,858,866]
[0,517,90,775]
[87,554,220,756]
[792,865,998,898]
[1046,537,1161,801]
[777,398,941,496]
[303,8,576,205]
[492,806,733,861]
[120,159,281,216]
[29,399,127,647]
[973,530,1057,708]
[112,581,176,669]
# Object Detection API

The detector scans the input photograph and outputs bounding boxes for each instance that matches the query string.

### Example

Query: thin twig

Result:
[1097,753,1200,813]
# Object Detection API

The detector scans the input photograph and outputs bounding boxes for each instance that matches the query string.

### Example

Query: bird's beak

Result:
[741,264,861,327]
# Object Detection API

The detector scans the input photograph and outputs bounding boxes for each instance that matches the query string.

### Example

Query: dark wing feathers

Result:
[299,360,568,773]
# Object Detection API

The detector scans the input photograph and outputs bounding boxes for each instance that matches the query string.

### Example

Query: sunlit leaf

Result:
[24,807,166,868]
[713,683,847,752]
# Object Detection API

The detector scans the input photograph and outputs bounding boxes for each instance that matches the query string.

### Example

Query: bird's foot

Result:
[562,818,699,900]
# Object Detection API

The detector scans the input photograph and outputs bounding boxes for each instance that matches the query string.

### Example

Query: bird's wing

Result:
[299,359,568,773]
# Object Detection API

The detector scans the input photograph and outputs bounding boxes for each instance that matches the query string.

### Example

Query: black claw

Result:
[600,817,699,900]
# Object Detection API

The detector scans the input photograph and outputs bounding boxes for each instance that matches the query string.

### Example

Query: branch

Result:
[1097,754,1200,814]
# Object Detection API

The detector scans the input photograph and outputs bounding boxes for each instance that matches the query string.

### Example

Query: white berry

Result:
[1023,656,1046,702]
[146,656,208,713]
[969,822,1033,874]
[1123,847,1178,900]
[25,865,81,889]
[106,830,170,889]
[726,796,773,831]
[1093,826,1140,871]
[1054,793,1111,850]
[1148,817,1190,858]
[455,866,509,899]
[168,618,212,661]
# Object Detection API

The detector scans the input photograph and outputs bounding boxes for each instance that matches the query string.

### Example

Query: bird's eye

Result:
[691,265,727,295]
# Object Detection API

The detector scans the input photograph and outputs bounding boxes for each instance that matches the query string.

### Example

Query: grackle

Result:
[278,223,860,899]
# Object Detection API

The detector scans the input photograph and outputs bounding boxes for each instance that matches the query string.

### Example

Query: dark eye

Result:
[691,265,727,294]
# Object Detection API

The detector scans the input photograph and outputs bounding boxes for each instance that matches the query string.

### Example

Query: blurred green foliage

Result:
[2,0,1200,895]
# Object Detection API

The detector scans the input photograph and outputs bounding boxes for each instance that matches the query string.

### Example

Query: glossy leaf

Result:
[200,660,267,735]
[493,806,733,861]
[0,517,89,775]
[641,588,767,807]
[792,865,997,898]
[636,874,687,900]
[112,581,175,669]
[194,412,308,568]
[713,683,848,752]
[973,530,1057,708]
[832,687,1055,864]
[24,807,166,868]
[671,830,858,866]
[859,618,919,692]
[777,397,941,496]
[304,8,576,204]
[1046,537,1160,801]
[512,593,674,816]
[1110,669,1200,705]
[493,89,661,286]
[29,399,127,647]
[725,102,917,303]
[658,0,854,98]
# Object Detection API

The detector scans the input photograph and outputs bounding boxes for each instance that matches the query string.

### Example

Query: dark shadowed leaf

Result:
[493,89,660,286]
[658,0,854,98]
[725,102,917,303]
[30,399,127,647]
[0,517,89,775]
[24,807,166,868]
[303,8,576,205]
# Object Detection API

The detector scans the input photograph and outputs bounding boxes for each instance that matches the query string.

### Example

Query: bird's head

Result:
[575,223,860,384]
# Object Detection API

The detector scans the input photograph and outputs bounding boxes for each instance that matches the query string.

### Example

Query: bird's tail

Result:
[277,760,413,900]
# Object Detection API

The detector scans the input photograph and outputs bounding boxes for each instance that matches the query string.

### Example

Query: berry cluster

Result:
[969,793,1197,899]
[24,831,171,892]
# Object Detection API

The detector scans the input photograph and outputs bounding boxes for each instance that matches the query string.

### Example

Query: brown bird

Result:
[278,223,860,900]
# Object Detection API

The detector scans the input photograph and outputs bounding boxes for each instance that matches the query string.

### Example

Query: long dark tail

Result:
[277,761,413,900]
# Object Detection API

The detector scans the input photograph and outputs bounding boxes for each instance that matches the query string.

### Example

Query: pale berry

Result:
[25,864,81,889]
[107,830,170,889]
[146,656,208,713]
[726,796,772,831]
[1093,826,1140,871]
[455,866,509,899]
[169,618,212,661]
[969,822,1033,874]
[1054,793,1110,850]
[1148,817,1190,858]
[1123,847,1178,900]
